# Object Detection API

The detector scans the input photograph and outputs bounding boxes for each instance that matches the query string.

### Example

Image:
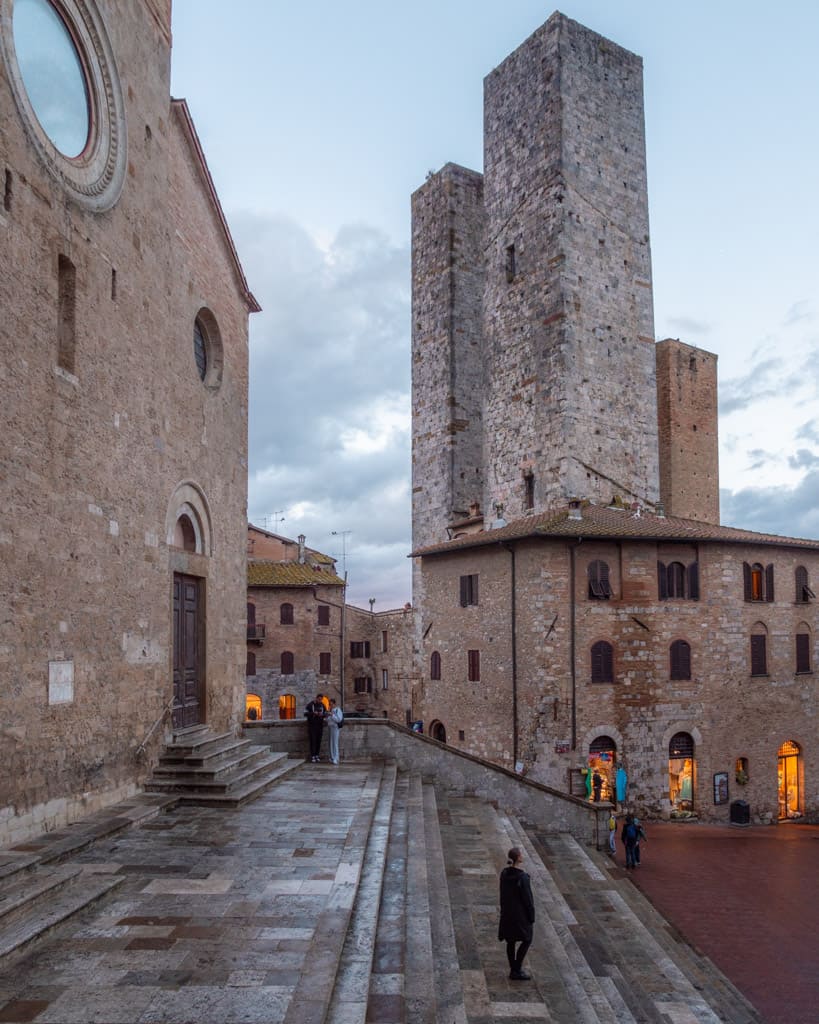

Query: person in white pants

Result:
[327,699,343,765]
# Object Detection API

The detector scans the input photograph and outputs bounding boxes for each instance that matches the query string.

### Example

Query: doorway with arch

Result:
[777,740,802,819]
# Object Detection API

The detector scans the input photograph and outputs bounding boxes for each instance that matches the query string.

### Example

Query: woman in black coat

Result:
[498,846,535,980]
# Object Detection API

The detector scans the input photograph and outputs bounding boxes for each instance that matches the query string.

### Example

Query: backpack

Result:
[624,822,638,843]
[336,709,344,728]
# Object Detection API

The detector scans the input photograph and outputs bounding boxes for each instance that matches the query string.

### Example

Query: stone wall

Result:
[343,604,416,722]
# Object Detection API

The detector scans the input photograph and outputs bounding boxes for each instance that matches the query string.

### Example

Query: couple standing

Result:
[305,694,343,764]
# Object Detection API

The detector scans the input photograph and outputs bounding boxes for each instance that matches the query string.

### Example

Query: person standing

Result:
[621,814,638,869]
[592,770,603,802]
[498,846,535,981]
[327,698,343,765]
[607,811,617,855]
[633,817,646,865]
[305,694,326,763]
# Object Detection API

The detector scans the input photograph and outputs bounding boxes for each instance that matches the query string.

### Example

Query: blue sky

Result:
[171,1,819,607]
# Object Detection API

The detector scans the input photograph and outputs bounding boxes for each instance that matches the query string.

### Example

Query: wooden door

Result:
[173,573,204,729]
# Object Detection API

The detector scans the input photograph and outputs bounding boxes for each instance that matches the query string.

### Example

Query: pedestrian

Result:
[498,846,535,981]
[621,814,638,869]
[592,769,603,802]
[305,693,326,763]
[633,817,647,865]
[607,810,617,855]
[327,698,343,765]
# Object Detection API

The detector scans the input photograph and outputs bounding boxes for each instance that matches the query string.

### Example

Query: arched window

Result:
[430,651,441,681]
[591,641,614,683]
[588,561,612,600]
[744,562,773,602]
[669,732,694,758]
[658,560,699,600]
[280,651,294,675]
[278,693,296,720]
[280,603,294,625]
[173,514,197,552]
[778,740,801,819]
[430,721,447,743]
[795,566,814,603]
[670,640,691,680]
[246,650,256,676]
[668,732,695,811]
[589,735,617,755]
[796,627,811,673]
[750,624,768,676]
[245,693,261,721]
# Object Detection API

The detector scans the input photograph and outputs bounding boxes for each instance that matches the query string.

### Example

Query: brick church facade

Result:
[410,13,817,822]
[0,0,257,843]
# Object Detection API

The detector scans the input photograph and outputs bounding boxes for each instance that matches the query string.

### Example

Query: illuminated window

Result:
[278,693,295,720]
[245,693,261,721]
[744,562,773,602]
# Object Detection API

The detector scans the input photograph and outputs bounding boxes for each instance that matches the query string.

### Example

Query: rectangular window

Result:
[381,669,388,691]
[317,605,330,626]
[467,649,480,682]
[750,635,767,676]
[796,633,811,673]
[354,676,368,694]
[319,652,331,675]
[381,629,388,653]
[350,640,371,658]
[58,254,77,374]
[459,574,479,607]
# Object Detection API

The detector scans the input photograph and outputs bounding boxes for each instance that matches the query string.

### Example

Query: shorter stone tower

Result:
[655,339,720,523]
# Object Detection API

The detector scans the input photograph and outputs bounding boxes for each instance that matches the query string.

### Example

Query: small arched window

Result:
[669,639,691,680]
[744,562,773,602]
[591,641,614,683]
[430,651,441,681]
[280,651,294,675]
[750,625,768,676]
[669,732,694,758]
[280,603,294,625]
[796,627,811,673]
[279,693,296,720]
[588,561,612,600]
[173,514,197,552]
[246,650,256,676]
[795,566,814,603]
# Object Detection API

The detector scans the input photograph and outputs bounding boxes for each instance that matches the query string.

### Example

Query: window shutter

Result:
[750,635,767,675]
[472,574,479,605]
[796,633,811,673]
[743,562,752,601]
[670,640,691,680]
[688,562,700,601]
[657,561,668,600]
[459,576,468,607]
[600,562,612,598]
[430,651,441,680]
[591,641,613,683]
[765,564,775,603]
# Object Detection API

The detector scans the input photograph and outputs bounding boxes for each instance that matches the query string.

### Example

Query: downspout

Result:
[569,540,581,751]
[501,542,518,768]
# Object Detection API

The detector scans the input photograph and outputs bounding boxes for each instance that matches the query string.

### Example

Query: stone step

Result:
[159,729,237,760]
[325,762,397,1024]
[0,871,124,963]
[166,756,303,807]
[150,746,286,783]
[404,773,436,1023]
[0,865,81,926]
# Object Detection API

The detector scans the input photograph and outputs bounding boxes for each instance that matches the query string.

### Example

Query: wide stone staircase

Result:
[0,761,763,1024]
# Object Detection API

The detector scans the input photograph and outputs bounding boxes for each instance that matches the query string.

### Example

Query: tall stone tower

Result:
[411,12,660,552]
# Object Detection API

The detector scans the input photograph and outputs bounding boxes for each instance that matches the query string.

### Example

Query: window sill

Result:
[750,672,769,678]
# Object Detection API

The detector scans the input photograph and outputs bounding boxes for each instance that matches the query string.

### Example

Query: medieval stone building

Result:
[0,0,257,843]
[410,12,817,822]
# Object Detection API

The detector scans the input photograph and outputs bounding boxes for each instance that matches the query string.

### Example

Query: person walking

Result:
[305,694,326,763]
[327,698,343,765]
[607,811,617,855]
[621,814,639,869]
[633,817,646,865]
[498,846,535,981]
[592,770,603,802]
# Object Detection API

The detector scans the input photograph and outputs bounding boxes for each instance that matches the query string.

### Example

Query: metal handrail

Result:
[135,696,175,759]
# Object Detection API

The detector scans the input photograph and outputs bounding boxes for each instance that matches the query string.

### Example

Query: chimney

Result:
[568,498,582,521]
[297,534,306,564]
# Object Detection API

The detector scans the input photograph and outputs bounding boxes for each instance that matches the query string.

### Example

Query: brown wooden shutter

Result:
[657,561,668,600]
[467,649,480,681]
[687,562,699,600]
[743,562,753,601]
[796,633,811,672]
[670,640,691,680]
[460,576,468,607]
[765,564,775,602]
[591,641,613,683]
[750,635,767,675]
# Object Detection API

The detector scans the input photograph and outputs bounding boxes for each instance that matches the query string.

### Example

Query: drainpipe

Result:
[501,542,518,768]
[569,539,581,751]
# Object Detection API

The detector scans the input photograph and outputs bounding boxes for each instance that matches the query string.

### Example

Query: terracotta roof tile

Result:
[247,561,345,587]
[410,503,819,557]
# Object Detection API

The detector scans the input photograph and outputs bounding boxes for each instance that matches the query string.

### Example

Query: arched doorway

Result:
[777,740,802,819]
[245,693,262,721]
[587,735,617,801]
[668,732,695,812]
[430,720,447,743]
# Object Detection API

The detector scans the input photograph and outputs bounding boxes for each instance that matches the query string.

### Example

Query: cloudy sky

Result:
[170,0,819,608]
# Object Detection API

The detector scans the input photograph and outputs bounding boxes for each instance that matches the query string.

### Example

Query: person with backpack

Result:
[498,846,536,980]
[621,814,639,869]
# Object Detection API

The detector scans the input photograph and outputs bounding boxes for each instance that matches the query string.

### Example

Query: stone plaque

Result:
[48,659,74,704]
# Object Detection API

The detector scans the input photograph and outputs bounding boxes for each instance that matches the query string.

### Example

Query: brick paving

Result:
[618,821,819,1024]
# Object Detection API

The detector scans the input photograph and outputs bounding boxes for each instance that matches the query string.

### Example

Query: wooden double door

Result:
[172,573,204,730]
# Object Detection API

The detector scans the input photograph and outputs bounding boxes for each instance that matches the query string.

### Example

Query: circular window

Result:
[0,0,127,211]
[13,0,90,157]
[193,320,208,381]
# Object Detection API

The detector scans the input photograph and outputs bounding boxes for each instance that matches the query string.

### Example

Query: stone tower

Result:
[411,12,660,552]
[656,339,720,523]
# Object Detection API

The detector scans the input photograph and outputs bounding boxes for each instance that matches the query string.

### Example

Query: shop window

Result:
[586,736,616,801]
[669,639,691,680]
[278,693,296,720]
[668,732,694,812]
[245,693,261,721]
[459,574,479,606]
[795,631,811,673]
[280,650,294,675]
[280,602,294,625]
[590,640,614,683]
[658,561,699,600]
[777,740,802,819]
[350,640,371,658]
[750,633,767,676]
[735,756,749,786]
[795,566,815,603]
[319,652,331,675]
[317,604,330,626]
[588,560,612,600]
[467,649,480,682]
[430,650,441,680]
[246,650,256,676]
[743,562,774,602]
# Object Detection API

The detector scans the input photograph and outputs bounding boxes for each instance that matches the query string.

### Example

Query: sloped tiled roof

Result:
[410,503,819,557]
[247,561,345,587]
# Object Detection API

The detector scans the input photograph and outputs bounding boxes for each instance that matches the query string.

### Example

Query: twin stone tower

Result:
[411,12,719,553]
